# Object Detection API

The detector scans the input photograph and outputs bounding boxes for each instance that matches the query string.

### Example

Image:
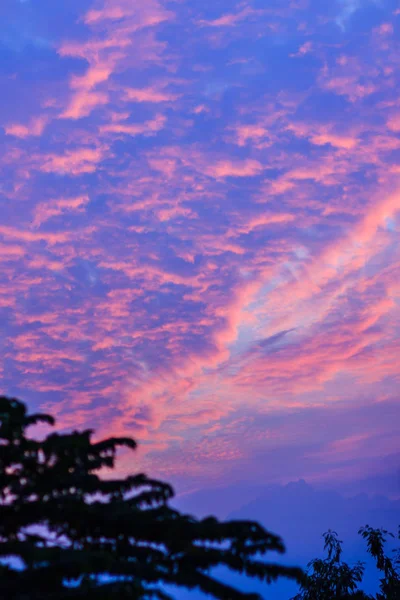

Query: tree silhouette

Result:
[0,396,303,599]
[291,530,370,600]
[359,525,400,600]
[291,525,400,600]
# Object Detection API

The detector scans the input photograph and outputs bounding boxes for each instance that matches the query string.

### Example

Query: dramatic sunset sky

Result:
[1,0,399,504]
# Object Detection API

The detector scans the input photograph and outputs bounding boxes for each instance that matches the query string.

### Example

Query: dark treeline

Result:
[0,396,398,599]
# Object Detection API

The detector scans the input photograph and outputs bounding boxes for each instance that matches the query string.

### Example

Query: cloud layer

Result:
[1,0,399,494]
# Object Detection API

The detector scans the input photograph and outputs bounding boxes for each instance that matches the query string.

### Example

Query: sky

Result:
[1,0,400,502]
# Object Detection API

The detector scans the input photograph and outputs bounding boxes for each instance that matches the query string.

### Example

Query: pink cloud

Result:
[206,159,263,178]
[290,41,313,58]
[60,91,109,120]
[0,242,26,259]
[323,76,376,101]
[312,428,399,465]
[156,206,196,222]
[287,121,359,149]
[148,157,177,177]
[99,114,166,136]
[0,225,70,245]
[26,257,65,272]
[123,86,179,103]
[317,54,381,103]
[309,132,357,149]
[32,195,90,227]
[38,146,108,175]
[387,114,400,132]
[374,22,394,35]
[83,0,172,29]
[229,313,392,398]
[58,58,117,120]
[70,64,115,90]
[57,0,174,122]
[84,6,127,24]
[192,105,209,114]
[200,238,246,256]
[259,186,400,330]
[200,7,264,28]
[232,124,270,147]
[58,38,131,59]
[235,212,295,235]
[5,116,49,138]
